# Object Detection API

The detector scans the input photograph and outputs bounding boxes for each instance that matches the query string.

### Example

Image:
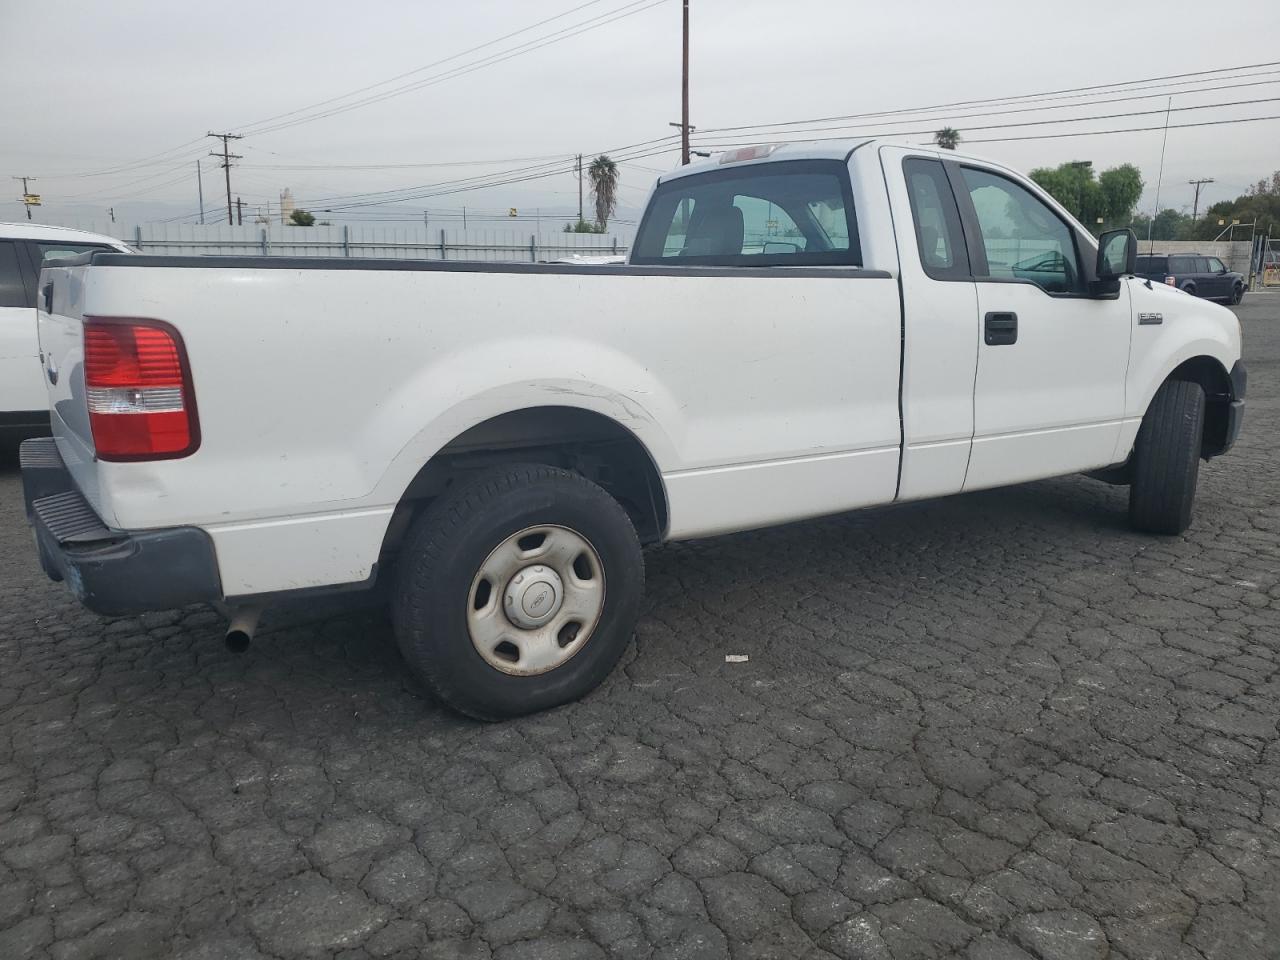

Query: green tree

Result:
[588,154,619,229]
[1029,160,1144,231]
[1096,164,1143,229]
[289,209,316,227]
[934,127,961,150]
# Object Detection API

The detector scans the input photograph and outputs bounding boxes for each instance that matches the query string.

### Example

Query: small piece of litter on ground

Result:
[725,654,749,663]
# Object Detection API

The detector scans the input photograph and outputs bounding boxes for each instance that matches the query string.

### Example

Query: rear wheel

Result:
[1182,283,1197,297]
[392,463,643,720]
[1128,380,1205,535]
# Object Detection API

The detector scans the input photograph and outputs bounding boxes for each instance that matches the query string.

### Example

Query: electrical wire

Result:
[240,0,670,137]
[689,97,1280,149]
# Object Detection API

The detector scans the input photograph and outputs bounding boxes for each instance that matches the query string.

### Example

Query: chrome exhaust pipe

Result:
[225,606,263,653]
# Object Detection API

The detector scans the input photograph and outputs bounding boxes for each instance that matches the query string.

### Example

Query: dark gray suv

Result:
[1135,253,1246,304]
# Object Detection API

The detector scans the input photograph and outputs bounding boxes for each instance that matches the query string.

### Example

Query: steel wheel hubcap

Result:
[467,524,605,676]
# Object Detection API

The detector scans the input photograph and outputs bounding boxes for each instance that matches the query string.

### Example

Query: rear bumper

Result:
[21,438,222,616]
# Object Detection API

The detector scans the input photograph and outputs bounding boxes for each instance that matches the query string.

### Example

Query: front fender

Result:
[1126,280,1241,419]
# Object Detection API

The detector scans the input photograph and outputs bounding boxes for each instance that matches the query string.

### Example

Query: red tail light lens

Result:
[83,318,199,460]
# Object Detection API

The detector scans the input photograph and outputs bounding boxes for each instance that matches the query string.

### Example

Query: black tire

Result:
[1182,283,1197,297]
[392,463,643,720]
[1128,380,1205,535]
[1231,282,1244,305]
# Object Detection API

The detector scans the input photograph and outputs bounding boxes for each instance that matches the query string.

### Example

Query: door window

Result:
[903,158,969,280]
[1206,256,1226,273]
[0,241,28,308]
[960,167,1082,294]
[1169,257,1194,275]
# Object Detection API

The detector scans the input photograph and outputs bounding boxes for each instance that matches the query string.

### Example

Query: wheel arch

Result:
[379,406,671,562]
[1161,355,1235,458]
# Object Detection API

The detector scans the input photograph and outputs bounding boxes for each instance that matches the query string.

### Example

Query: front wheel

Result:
[1231,282,1244,305]
[393,463,644,720]
[1129,380,1205,535]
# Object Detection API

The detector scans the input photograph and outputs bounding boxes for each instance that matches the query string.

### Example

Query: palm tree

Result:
[588,154,619,230]
[934,127,961,150]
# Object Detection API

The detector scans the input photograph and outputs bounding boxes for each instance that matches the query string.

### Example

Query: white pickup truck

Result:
[22,139,1245,719]
[1,223,132,440]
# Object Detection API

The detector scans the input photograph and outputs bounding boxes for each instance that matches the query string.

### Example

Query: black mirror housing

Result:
[1096,228,1136,280]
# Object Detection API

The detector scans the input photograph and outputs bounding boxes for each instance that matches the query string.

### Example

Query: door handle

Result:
[42,282,53,313]
[984,311,1018,346]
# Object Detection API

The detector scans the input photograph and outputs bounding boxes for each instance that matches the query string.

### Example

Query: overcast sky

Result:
[2,0,1277,231]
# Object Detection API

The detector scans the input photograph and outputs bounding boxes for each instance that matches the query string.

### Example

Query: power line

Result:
[239,0,669,138]
[15,0,660,184]
[697,60,1280,137]
[692,74,1280,144]
[233,0,620,134]
[690,97,1280,149]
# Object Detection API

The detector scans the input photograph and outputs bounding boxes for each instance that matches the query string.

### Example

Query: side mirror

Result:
[1096,228,1136,280]
[1091,228,1135,297]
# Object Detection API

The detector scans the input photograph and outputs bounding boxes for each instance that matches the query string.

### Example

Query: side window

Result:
[1169,257,1192,275]
[903,158,969,280]
[1206,257,1226,273]
[0,241,29,308]
[1192,257,1210,274]
[632,160,860,267]
[960,167,1082,294]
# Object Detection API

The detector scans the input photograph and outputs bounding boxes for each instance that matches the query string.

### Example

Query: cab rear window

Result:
[631,160,860,267]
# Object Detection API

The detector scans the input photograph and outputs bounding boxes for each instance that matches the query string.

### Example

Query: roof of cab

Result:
[653,138,993,184]
[0,221,132,248]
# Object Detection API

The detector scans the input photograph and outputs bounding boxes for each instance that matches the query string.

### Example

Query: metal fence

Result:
[35,222,630,262]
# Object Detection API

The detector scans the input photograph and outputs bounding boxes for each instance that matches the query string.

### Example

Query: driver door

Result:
[957,165,1132,490]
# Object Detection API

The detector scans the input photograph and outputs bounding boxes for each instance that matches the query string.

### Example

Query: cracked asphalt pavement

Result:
[2,294,1278,960]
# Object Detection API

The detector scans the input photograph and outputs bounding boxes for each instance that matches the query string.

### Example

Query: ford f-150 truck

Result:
[22,139,1246,719]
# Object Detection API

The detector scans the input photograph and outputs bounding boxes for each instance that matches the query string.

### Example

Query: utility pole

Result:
[681,0,690,164]
[576,154,584,224]
[236,197,243,226]
[208,132,243,225]
[13,176,37,220]
[196,160,205,224]
[1188,178,1214,220]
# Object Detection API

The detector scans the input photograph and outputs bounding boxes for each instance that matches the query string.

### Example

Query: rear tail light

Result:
[1165,276,1176,286]
[83,318,199,460]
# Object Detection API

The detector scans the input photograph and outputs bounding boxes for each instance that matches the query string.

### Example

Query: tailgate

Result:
[37,256,102,515]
